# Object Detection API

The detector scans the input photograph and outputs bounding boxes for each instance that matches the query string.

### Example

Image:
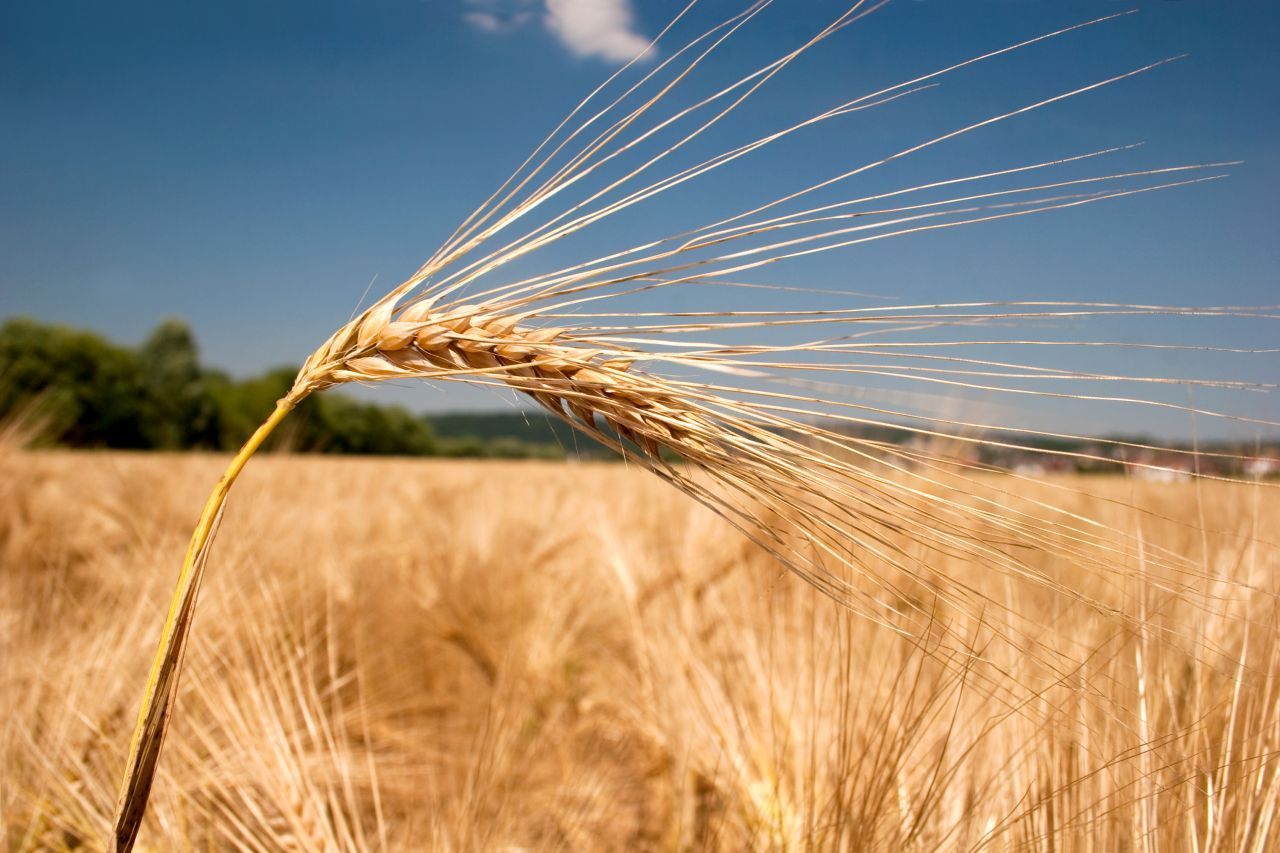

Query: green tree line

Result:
[0,317,566,458]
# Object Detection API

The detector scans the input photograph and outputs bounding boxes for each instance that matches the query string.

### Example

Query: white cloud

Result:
[543,0,652,64]
[462,1,535,35]
[462,0,652,65]
[463,9,533,34]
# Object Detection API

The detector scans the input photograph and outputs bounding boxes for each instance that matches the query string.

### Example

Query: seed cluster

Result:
[291,301,710,458]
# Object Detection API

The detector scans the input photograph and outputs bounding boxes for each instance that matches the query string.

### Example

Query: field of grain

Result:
[3,439,1279,851]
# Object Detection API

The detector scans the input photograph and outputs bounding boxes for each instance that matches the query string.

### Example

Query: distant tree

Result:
[138,319,220,449]
[438,435,487,458]
[309,395,437,456]
[207,366,298,450]
[0,317,148,447]
[0,317,562,458]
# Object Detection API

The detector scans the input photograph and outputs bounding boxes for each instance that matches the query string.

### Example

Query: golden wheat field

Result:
[3,437,1279,851]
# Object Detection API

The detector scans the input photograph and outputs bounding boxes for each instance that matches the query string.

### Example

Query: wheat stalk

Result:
[109,3,1277,848]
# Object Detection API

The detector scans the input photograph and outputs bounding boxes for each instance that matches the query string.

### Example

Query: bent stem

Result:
[109,398,298,853]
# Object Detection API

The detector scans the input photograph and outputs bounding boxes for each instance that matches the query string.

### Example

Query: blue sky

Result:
[2,0,1277,430]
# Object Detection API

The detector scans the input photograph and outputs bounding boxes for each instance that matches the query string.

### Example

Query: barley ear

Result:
[109,399,297,853]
